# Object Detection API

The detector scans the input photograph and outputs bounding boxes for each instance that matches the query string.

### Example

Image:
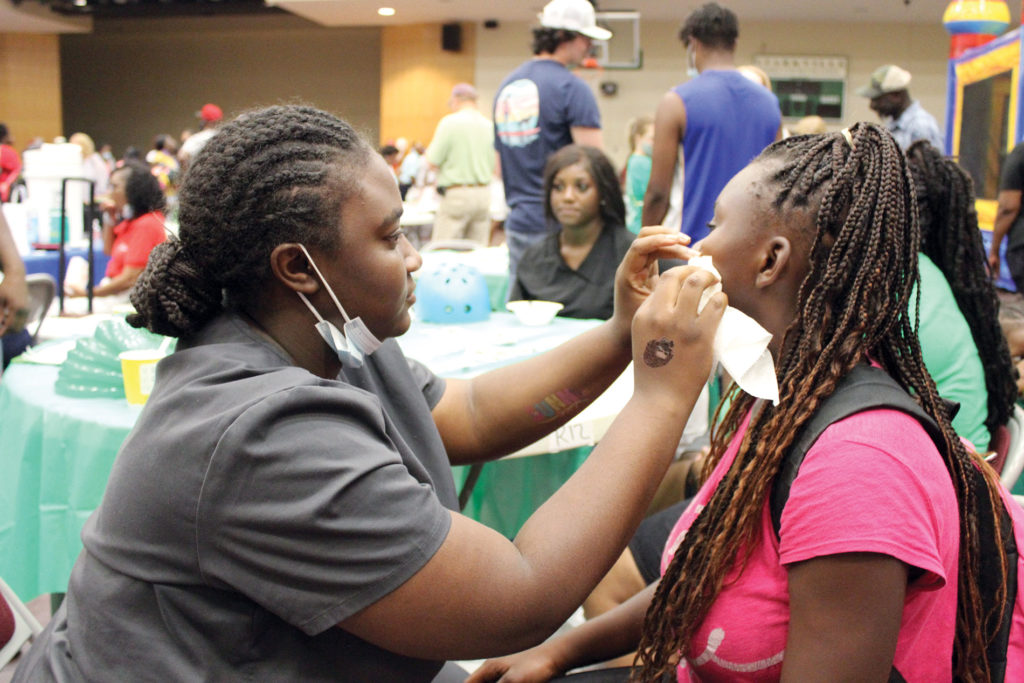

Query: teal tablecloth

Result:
[0,363,143,601]
[0,313,605,601]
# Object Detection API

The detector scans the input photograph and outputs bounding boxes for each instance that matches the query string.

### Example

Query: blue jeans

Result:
[1,328,32,370]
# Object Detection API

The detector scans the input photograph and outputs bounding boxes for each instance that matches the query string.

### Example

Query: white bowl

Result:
[506,300,564,326]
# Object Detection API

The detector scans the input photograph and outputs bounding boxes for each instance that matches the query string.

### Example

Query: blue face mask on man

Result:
[295,244,383,369]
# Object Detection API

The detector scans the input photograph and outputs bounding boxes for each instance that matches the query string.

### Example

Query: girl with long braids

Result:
[904,140,1018,451]
[470,123,1024,682]
[13,105,726,682]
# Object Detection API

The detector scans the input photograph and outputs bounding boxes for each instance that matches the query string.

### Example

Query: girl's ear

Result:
[270,243,319,294]
[755,236,792,289]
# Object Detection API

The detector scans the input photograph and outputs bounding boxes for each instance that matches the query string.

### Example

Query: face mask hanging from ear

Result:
[686,44,699,79]
[294,244,383,369]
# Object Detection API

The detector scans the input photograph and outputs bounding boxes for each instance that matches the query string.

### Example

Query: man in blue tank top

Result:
[642,3,781,245]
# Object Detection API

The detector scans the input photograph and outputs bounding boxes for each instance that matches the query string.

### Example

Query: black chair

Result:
[24,273,57,343]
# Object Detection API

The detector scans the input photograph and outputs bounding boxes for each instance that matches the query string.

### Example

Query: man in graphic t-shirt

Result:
[493,0,610,284]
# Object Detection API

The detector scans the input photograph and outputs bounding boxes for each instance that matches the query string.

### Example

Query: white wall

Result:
[476,18,951,169]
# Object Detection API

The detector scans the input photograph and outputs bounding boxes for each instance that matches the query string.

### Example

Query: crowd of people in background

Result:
[0,102,220,362]
[0,101,219,221]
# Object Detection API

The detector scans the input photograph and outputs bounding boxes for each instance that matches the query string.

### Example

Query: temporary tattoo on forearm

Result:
[643,338,674,368]
[529,388,588,422]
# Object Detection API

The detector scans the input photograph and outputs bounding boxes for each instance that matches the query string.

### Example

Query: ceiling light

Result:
[378,7,395,16]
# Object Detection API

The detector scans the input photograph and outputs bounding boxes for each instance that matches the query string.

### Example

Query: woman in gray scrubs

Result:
[15,105,723,682]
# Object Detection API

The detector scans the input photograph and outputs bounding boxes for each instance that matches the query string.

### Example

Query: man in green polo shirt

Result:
[426,83,496,245]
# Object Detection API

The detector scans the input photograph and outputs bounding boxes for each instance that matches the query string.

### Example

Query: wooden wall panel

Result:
[0,33,62,148]
[380,22,476,148]
[60,16,381,156]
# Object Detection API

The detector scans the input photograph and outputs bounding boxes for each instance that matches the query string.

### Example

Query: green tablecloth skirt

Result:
[0,363,143,601]
[452,447,591,539]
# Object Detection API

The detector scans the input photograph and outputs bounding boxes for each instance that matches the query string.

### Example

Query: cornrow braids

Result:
[128,105,372,337]
[905,140,1017,439]
[633,123,1010,682]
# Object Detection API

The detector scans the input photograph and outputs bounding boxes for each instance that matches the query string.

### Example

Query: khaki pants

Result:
[431,185,492,244]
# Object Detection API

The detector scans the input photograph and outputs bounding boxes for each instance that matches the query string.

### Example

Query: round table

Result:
[0,313,628,602]
[23,244,110,288]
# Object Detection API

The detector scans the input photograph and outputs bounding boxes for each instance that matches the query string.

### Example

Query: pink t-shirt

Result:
[661,407,963,681]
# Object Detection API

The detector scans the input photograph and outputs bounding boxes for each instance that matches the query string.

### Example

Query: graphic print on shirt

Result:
[495,79,541,148]
[690,628,785,673]
[661,502,703,571]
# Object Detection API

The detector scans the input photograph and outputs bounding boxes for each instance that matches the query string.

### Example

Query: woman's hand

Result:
[630,265,724,411]
[100,196,118,218]
[64,282,86,298]
[466,641,567,683]
[610,226,698,348]
[988,251,1001,278]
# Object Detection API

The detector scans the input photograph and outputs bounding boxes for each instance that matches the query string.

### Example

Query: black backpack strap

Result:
[769,364,942,535]
[769,364,1018,683]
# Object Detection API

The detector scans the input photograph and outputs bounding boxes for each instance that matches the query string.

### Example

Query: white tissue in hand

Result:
[688,256,779,405]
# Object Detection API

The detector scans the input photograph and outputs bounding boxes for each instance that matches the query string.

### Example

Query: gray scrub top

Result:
[510,223,634,320]
[15,313,457,682]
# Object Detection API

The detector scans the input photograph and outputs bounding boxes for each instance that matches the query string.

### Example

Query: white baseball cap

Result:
[539,0,612,41]
[857,65,912,98]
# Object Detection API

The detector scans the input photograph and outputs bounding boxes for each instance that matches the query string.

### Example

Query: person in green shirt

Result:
[425,83,496,245]
[624,116,653,235]
[906,140,1017,452]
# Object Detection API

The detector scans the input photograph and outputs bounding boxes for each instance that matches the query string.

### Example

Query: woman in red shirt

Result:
[66,160,166,298]
[0,124,21,203]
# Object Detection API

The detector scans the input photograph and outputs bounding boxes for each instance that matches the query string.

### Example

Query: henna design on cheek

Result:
[643,338,674,368]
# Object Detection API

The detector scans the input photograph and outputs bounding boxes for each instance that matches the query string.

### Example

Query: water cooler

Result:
[21,143,90,246]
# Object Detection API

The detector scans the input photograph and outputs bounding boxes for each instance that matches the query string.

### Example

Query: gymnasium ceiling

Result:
[2,0,1018,33]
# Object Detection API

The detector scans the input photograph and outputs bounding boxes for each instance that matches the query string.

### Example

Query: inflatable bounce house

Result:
[945,0,1018,288]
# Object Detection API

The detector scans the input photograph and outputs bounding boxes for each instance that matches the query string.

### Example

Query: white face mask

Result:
[295,244,383,369]
[686,45,699,79]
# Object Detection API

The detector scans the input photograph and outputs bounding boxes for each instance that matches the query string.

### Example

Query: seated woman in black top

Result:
[509,145,635,320]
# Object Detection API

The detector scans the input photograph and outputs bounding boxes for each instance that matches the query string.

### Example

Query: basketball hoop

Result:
[574,56,605,91]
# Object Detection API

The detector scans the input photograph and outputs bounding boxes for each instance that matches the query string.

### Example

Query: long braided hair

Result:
[127,105,372,337]
[634,123,1010,681]
[905,140,1017,440]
